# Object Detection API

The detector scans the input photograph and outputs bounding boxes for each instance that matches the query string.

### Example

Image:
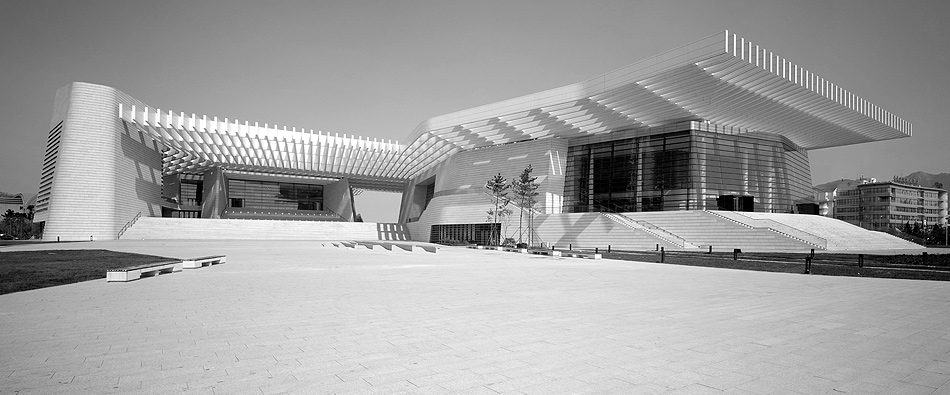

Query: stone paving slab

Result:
[1,240,949,394]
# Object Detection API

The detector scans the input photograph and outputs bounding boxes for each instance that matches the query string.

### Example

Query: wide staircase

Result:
[120,217,410,241]
[718,211,923,251]
[620,211,819,252]
[534,212,681,250]
[601,212,696,249]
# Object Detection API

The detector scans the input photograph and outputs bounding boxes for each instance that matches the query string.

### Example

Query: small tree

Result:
[486,205,513,244]
[512,165,540,247]
[485,173,510,245]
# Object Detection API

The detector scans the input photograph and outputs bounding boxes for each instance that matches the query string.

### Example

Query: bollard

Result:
[608,245,611,253]
[858,254,864,268]
[569,243,572,251]
[810,249,815,259]
[57,236,60,242]
[661,247,665,263]
[90,235,93,241]
[733,248,741,260]
[595,247,599,254]
[656,244,659,251]
[805,256,812,274]
[708,245,712,254]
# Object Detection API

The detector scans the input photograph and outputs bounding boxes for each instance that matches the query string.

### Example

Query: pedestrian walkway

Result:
[1,240,949,394]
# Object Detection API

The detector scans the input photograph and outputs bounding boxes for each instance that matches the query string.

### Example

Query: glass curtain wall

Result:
[227,179,324,211]
[565,128,811,213]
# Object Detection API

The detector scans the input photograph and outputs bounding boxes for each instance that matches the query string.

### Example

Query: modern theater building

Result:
[33,31,931,251]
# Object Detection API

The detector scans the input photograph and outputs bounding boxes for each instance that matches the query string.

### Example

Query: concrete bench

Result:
[340,241,371,250]
[182,255,226,269]
[562,252,602,260]
[107,260,182,282]
[338,241,438,253]
[529,249,562,257]
[468,245,504,251]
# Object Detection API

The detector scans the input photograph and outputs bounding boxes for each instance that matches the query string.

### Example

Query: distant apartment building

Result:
[833,178,947,230]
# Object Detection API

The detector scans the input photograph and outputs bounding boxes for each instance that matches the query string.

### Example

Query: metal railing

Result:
[703,210,828,249]
[601,212,692,248]
[117,212,141,239]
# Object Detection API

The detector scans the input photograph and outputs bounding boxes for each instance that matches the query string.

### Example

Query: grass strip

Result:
[0,249,175,295]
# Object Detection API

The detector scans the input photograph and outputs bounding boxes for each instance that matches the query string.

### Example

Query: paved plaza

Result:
[1,240,949,394]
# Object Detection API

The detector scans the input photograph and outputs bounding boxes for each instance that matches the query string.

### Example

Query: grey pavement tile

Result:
[828,380,890,394]
[901,369,950,389]
[665,383,726,394]
[923,359,950,374]
[3,240,950,395]
[876,382,941,395]
[697,370,756,391]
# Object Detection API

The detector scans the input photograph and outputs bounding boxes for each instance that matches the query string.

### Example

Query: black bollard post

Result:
[656,244,659,251]
[708,245,712,254]
[569,243,572,251]
[805,256,812,274]
[858,254,864,268]
[733,248,740,260]
[661,247,665,263]
[57,236,60,242]
[90,235,93,241]
[595,247,599,254]
[810,249,815,259]
[608,245,611,253]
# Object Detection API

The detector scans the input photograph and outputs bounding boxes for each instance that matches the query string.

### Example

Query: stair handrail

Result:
[117,211,141,239]
[703,210,827,249]
[629,218,693,247]
[601,212,691,248]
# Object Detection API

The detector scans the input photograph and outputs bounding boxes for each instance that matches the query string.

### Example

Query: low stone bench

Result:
[337,241,438,253]
[529,249,562,257]
[468,245,504,251]
[182,255,226,269]
[562,252,602,260]
[107,260,182,282]
[340,241,371,250]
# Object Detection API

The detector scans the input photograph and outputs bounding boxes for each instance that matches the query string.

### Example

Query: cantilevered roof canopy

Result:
[388,30,911,180]
[121,31,910,183]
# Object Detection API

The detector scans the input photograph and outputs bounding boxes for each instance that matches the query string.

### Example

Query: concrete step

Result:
[121,217,411,241]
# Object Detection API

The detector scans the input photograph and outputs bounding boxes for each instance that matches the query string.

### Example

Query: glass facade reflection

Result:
[565,124,811,213]
[227,179,324,211]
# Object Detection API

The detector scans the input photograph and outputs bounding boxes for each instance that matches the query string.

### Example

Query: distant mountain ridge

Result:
[814,172,950,191]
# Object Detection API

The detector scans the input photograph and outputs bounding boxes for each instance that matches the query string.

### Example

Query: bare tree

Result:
[485,173,510,245]
[512,165,540,247]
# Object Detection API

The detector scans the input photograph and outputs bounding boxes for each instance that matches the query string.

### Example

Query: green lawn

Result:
[0,249,175,295]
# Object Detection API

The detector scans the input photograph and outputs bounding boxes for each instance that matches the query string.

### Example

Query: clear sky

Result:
[1,0,947,222]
